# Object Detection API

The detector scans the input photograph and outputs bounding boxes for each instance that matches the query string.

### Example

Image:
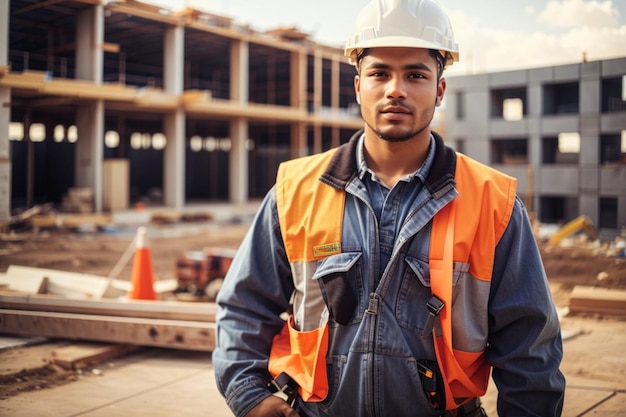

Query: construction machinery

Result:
[174,247,237,298]
[548,215,598,247]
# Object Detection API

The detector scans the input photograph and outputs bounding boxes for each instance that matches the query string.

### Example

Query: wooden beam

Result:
[569,285,626,316]
[101,43,120,53]
[0,292,217,322]
[0,310,216,351]
[0,71,48,89]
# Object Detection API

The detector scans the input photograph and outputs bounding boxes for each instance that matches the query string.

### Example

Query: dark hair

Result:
[356,48,445,80]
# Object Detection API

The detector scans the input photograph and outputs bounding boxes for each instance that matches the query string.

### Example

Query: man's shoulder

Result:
[455,152,516,182]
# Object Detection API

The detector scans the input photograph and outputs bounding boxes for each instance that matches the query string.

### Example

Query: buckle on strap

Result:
[268,372,299,407]
[422,295,445,337]
[440,398,488,417]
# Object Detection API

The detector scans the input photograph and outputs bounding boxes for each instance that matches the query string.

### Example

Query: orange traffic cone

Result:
[128,227,157,300]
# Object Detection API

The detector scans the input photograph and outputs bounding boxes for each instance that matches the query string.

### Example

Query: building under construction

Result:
[2,0,625,232]
[445,57,626,231]
[1,0,363,220]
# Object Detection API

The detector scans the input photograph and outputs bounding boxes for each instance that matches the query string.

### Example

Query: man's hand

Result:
[245,395,301,417]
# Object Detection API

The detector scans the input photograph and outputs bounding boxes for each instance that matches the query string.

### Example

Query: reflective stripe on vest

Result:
[269,149,517,409]
[269,148,342,402]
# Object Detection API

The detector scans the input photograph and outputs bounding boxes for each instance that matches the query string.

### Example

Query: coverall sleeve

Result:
[213,188,294,417]
[487,197,566,416]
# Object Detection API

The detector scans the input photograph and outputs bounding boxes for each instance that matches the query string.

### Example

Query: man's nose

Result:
[386,76,407,100]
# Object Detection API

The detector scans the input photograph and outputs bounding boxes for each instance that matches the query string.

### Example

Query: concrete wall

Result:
[446,57,626,230]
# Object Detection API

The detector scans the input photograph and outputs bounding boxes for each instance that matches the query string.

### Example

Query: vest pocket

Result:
[396,255,467,335]
[313,252,363,326]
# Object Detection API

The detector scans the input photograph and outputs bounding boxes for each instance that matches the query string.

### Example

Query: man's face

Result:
[354,47,445,143]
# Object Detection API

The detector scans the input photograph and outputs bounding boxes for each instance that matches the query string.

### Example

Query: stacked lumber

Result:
[569,285,626,316]
[0,294,216,351]
[0,266,216,351]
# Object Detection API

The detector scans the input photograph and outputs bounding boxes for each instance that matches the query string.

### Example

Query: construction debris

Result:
[61,188,95,214]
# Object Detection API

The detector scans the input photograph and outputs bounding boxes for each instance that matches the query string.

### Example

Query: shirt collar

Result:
[356,132,435,185]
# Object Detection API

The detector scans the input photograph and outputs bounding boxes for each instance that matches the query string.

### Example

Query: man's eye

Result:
[408,73,426,79]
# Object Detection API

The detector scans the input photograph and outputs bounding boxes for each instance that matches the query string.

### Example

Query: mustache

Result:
[378,101,413,112]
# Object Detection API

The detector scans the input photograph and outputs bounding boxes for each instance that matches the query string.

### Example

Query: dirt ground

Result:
[1,217,625,402]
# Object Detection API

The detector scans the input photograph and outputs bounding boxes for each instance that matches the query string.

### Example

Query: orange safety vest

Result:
[269,148,517,410]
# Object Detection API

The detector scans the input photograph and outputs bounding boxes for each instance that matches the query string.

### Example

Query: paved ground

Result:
[0,310,624,416]
[0,348,231,417]
[1,202,624,416]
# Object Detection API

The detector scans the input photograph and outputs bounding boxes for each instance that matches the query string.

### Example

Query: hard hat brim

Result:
[345,36,459,66]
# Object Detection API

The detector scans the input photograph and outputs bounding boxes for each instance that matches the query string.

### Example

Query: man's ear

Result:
[354,74,361,104]
[436,77,446,107]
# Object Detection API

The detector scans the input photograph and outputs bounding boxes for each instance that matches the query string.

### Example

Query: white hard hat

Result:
[345,0,459,68]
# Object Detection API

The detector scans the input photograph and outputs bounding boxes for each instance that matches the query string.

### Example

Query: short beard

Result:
[369,123,430,142]
[364,109,433,142]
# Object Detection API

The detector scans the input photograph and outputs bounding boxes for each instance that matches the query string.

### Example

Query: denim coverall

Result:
[214,131,565,417]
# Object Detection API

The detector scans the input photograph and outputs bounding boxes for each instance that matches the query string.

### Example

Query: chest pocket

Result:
[313,252,364,326]
[396,255,468,336]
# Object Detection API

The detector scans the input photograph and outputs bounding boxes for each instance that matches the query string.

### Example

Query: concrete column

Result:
[164,25,184,95]
[75,101,104,212]
[619,195,626,232]
[313,53,323,153]
[230,40,249,104]
[291,123,307,159]
[331,59,340,109]
[229,119,248,204]
[164,110,185,208]
[75,5,104,212]
[229,40,249,203]
[290,51,307,158]
[290,51,306,109]
[76,5,103,82]
[0,87,11,224]
[163,25,185,208]
[0,1,11,223]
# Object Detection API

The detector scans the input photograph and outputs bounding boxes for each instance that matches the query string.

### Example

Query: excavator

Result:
[548,215,598,247]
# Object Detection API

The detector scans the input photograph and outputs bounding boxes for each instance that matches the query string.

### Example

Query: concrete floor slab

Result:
[1,316,625,416]
[0,349,232,417]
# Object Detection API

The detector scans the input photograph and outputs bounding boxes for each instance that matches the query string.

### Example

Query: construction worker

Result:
[214,0,565,416]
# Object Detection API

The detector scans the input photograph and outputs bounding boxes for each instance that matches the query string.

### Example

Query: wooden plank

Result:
[100,42,120,53]
[180,89,212,104]
[51,342,138,370]
[107,278,178,295]
[0,273,48,294]
[0,310,216,352]
[3,265,176,299]
[0,71,48,89]
[6,265,111,298]
[569,286,626,316]
[0,292,217,322]
[40,79,138,101]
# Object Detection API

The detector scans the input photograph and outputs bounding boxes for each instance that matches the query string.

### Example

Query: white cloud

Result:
[446,5,626,76]
[538,0,619,29]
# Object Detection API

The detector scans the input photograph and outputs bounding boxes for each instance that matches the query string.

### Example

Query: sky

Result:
[147,0,626,76]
